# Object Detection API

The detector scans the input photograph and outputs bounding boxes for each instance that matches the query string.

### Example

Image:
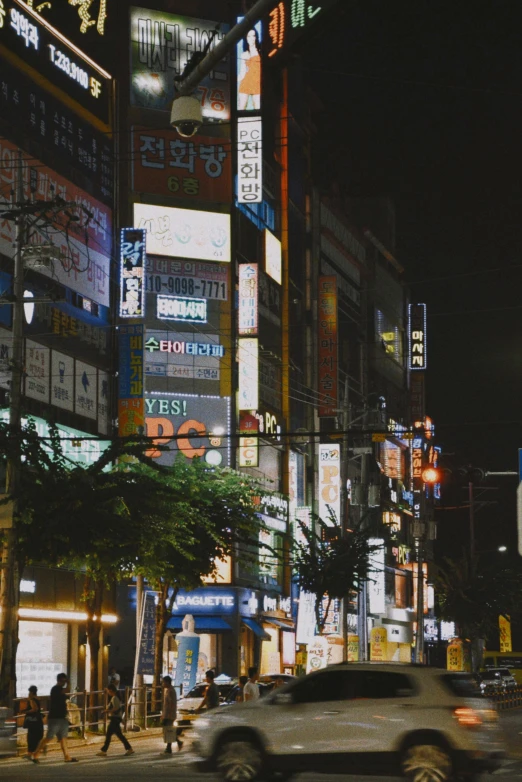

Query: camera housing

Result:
[170,96,203,138]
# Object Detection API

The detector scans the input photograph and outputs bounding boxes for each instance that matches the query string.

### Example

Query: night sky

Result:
[303,1,522,557]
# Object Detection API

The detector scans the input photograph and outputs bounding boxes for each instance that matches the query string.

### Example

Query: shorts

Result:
[46,718,69,741]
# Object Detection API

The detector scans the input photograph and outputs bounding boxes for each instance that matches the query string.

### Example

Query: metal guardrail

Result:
[488,686,522,710]
[14,684,182,738]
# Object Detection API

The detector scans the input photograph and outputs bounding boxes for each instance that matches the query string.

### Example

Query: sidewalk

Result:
[14,724,168,757]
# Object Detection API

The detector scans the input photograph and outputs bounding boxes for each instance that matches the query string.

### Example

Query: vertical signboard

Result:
[237,117,262,204]
[75,360,97,420]
[25,341,50,404]
[265,229,282,285]
[368,539,386,615]
[317,276,338,417]
[318,444,340,526]
[120,228,146,318]
[238,264,258,335]
[51,351,74,412]
[237,17,262,112]
[238,338,259,410]
[239,411,259,468]
[137,591,156,676]
[499,615,512,653]
[408,303,427,370]
[118,325,144,437]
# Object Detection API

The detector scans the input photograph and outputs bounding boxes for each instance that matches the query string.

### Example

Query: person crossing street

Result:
[96,684,134,757]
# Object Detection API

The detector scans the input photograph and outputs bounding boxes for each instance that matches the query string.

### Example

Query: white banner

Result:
[25,341,50,404]
[51,351,74,412]
[75,360,97,420]
[318,444,341,526]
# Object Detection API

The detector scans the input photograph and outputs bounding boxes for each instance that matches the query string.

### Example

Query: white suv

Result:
[192,664,505,782]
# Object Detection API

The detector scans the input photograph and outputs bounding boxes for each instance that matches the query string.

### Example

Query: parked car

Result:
[177,679,237,728]
[483,667,517,691]
[192,664,505,781]
[0,707,17,757]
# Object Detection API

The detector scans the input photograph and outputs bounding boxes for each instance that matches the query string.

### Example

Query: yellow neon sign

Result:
[26,0,107,36]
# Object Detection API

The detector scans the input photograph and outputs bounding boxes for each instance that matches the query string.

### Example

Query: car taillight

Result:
[453,708,483,727]
[453,708,498,727]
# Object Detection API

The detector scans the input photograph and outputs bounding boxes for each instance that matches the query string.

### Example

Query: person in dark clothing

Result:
[197,670,220,712]
[96,684,134,757]
[24,686,43,759]
[32,673,78,763]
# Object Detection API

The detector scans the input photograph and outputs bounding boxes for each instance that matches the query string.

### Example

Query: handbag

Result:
[163,725,178,743]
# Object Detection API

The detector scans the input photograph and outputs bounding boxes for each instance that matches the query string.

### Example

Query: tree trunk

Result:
[84,577,104,732]
[471,637,485,673]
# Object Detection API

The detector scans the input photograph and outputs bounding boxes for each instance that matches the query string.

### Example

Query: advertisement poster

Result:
[132,128,231,204]
[236,17,262,112]
[145,392,230,466]
[173,630,200,694]
[134,204,231,263]
[0,139,112,307]
[130,7,230,120]
[370,626,388,662]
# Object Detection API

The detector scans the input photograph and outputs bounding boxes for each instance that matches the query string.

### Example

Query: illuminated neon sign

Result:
[0,0,111,124]
[120,228,146,318]
[408,303,427,370]
[157,295,207,323]
[266,0,338,59]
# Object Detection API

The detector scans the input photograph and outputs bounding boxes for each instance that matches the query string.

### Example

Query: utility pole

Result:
[357,434,369,662]
[414,533,425,664]
[0,150,25,705]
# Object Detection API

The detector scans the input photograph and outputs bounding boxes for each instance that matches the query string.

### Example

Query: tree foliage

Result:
[293,515,379,634]
[434,552,522,644]
[0,422,262,688]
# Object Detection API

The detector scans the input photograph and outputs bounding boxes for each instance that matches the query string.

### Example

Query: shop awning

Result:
[242,617,271,641]
[262,617,295,631]
[167,616,232,633]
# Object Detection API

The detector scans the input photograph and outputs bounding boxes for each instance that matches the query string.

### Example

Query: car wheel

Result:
[216,738,263,781]
[402,744,452,782]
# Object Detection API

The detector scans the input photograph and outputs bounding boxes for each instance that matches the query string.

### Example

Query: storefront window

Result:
[260,625,280,674]
[17,621,68,697]
[259,530,282,586]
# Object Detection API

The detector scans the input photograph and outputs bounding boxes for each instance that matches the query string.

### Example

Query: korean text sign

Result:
[238,264,258,335]
[132,128,231,204]
[120,228,146,318]
[0,139,112,307]
[118,325,144,437]
[237,117,262,204]
[0,0,112,125]
[317,276,338,417]
[408,303,427,370]
[130,7,230,121]
[134,203,231,263]
[318,444,340,526]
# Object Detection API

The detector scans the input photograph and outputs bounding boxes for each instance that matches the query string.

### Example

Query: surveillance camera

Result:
[170,95,203,138]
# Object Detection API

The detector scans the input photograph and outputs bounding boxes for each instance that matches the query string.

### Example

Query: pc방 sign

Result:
[237,117,262,203]
[318,444,340,526]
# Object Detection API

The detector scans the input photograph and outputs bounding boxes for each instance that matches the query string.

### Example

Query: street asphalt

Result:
[2,709,522,780]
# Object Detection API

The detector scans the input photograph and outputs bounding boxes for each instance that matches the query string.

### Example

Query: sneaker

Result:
[96,751,107,757]
[125,749,135,755]
[163,749,172,754]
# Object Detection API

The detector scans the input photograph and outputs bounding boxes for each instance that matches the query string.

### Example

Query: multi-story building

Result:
[0,0,116,693]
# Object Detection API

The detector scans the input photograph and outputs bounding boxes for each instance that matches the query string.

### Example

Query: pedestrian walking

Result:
[96,684,134,757]
[107,666,121,689]
[197,670,220,712]
[31,673,78,763]
[161,675,182,754]
[236,676,248,702]
[243,667,260,702]
[23,686,43,761]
